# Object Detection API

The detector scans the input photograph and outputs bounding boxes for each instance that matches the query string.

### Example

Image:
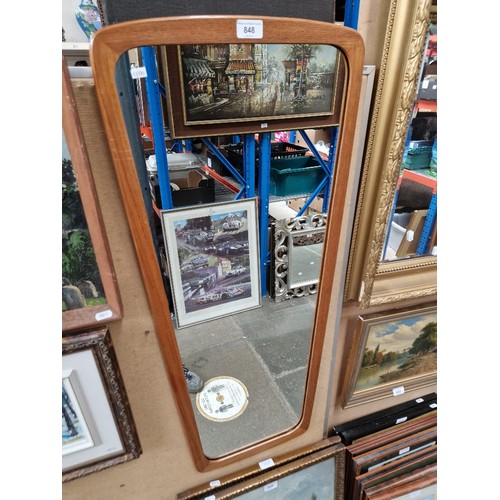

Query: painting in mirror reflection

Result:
[118,42,343,458]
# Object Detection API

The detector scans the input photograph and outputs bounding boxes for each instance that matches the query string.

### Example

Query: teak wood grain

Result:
[90,15,364,472]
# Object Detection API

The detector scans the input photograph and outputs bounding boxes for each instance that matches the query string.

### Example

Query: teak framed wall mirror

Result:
[345,0,436,308]
[90,15,364,471]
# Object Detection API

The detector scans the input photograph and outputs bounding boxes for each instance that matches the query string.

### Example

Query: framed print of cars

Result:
[160,199,261,328]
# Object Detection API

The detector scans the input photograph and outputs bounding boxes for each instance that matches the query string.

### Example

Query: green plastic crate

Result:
[225,141,309,180]
[270,158,326,196]
[402,140,433,170]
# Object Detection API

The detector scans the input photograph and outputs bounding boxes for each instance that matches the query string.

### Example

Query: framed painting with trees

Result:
[62,60,122,331]
[340,304,437,409]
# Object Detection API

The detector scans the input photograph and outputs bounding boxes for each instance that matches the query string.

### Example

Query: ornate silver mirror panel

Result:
[273,214,327,302]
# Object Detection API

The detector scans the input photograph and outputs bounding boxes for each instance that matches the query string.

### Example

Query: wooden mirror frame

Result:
[90,15,363,471]
[344,0,437,308]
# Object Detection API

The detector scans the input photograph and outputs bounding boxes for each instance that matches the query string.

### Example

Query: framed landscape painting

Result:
[178,440,346,499]
[160,199,261,328]
[341,304,437,409]
[177,436,342,499]
[62,60,122,332]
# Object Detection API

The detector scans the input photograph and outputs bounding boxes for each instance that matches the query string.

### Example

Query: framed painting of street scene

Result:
[341,304,437,409]
[162,43,346,138]
[62,327,142,482]
[160,199,261,328]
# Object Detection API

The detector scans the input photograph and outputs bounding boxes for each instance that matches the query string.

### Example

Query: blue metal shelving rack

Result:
[416,193,437,255]
[141,2,361,296]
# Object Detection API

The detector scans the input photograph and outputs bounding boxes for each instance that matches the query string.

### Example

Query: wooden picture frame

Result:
[62,326,142,482]
[341,303,437,409]
[162,42,345,139]
[344,411,437,499]
[353,444,436,500]
[62,60,123,332]
[179,438,346,499]
[160,198,261,328]
[363,461,437,499]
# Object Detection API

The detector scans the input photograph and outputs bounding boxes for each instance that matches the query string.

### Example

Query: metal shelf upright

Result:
[140,0,361,295]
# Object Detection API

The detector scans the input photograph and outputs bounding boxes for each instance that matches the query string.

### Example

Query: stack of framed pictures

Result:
[332,392,437,445]
[342,410,437,499]
[177,436,346,499]
[62,62,140,483]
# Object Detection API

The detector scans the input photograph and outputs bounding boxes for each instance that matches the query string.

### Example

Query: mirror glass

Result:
[382,18,437,262]
[289,235,324,287]
[115,44,347,458]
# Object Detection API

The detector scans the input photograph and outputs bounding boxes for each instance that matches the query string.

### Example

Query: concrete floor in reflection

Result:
[175,293,317,458]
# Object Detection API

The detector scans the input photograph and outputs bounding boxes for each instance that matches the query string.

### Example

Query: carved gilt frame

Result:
[62,326,142,482]
[344,0,436,307]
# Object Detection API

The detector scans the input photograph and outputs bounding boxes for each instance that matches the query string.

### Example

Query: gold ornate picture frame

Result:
[178,436,346,499]
[344,0,437,307]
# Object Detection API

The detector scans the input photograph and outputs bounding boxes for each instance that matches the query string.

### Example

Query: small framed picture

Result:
[341,304,437,409]
[160,199,261,328]
[62,326,141,482]
[62,370,96,456]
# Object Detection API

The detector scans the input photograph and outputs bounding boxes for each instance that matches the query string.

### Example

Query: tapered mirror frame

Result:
[344,0,436,308]
[90,15,364,471]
